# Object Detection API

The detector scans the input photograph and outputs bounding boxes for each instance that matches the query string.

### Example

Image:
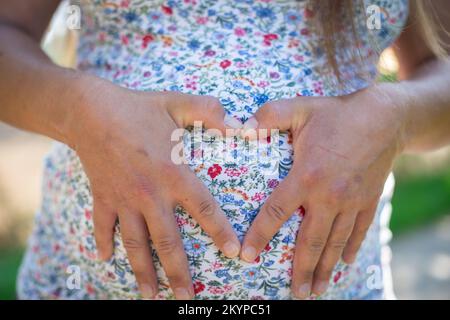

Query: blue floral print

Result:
[18,0,406,300]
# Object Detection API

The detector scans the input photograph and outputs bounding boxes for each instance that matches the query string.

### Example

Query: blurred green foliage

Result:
[0,249,22,299]
[391,166,450,233]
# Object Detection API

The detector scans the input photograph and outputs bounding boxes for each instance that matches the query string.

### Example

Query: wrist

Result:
[61,72,115,149]
[374,82,412,156]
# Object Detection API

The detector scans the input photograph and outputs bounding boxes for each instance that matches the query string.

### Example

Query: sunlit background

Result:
[1,2,449,299]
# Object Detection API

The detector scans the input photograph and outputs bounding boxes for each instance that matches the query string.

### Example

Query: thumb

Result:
[241,99,299,139]
[166,93,229,134]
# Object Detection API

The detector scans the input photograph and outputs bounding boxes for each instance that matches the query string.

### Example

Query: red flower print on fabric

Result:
[207,164,222,179]
[263,33,278,46]
[142,34,155,48]
[161,5,173,15]
[220,60,231,69]
[194,281,206,294]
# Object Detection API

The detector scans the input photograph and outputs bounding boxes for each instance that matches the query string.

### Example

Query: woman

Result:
[1,0,449,299]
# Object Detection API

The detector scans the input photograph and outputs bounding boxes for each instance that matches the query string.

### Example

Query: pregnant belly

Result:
[159,130,301,299]
[89,130,302,299]
[32,130,374,300]
[18,74,385,300]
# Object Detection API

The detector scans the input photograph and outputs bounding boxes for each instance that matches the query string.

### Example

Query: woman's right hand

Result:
[65,79,240,299]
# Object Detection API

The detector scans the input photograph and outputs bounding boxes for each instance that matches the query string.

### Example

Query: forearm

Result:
[0,23,100,145]
[384,58,450,153]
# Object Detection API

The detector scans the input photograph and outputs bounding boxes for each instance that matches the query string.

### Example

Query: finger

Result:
[292,205,334,299]
[342,202,378,264]
[143,200,194,300]
[177,169,241,258]
[93,195,117,261]
[118,210,158,299]
[241,99,299,138]
[168,93,228,133]
[241,168,303,263]
[312,211,357,296]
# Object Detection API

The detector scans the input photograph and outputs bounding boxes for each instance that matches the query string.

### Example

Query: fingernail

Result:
[313,281,329,295]
[241,246,257,262]
[241,118,259,139]
[223,241,240,258]
[174,287,192,300]
[343,253,356,265]
[243,117,259,130]
[224,114,243,129]
[96,250,109,261]
[295,283,311,299]
[141,284,155,299]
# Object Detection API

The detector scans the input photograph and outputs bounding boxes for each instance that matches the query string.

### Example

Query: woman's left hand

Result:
[240,84,406,299]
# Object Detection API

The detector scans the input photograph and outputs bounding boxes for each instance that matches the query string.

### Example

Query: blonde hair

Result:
[412,0,447,58]
[309,0,446,81]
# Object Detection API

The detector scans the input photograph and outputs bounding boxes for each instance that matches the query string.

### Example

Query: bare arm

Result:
[240,0,450,299]
[0,1,239,300]
[390,0,450,153]
[0,1,90,144]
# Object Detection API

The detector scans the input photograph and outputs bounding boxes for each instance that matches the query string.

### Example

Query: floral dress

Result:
[18,0,408,299]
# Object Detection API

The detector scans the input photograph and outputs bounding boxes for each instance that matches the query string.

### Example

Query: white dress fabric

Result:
[18,0,407,299]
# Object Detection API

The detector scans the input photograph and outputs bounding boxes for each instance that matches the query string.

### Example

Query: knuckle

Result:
[154,236,181,255]
[301,167,323,187]
[303,236,326,254]
[298,269,315,282]
[327,179,350,202]
[261,101,280,120]
[158,161,180,179]
[265,200,289,222]
[171,166,193,188]
[153,161,183,189]
[198,200,216,219]
[328,239,347,251]
[123,236,147,252]
[204,96,222,112]
[263,101,277,112]
[253,226,271,244]
[132,173,161,200]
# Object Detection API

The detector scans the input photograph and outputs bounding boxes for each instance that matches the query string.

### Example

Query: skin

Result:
[1,0,450,300]
[240,1,450,298]
[0,1,241,300]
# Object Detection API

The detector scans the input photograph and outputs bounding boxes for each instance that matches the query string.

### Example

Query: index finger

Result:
[142,198,194,300]
[241,168,304,262]
[176,167,241,258]
[292,205,334,299]
[118,210,158,299]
